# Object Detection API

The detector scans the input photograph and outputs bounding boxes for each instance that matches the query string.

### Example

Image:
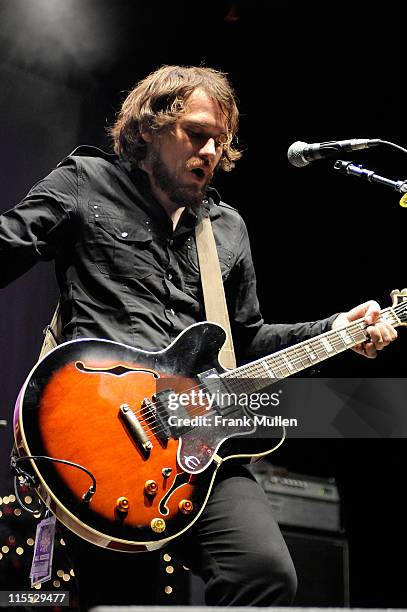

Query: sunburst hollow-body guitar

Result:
[13,290,407,551]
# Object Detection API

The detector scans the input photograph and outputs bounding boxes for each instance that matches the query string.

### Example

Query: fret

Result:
[303,344,318,362]
[220,302,405,390]
[245,365,265,380]
[338,329,353,345]
[281,353,295,372]
[346,324,367,344]
[268,357,285,378]
[245,378,260,392]
[261,360,275,378]
[320,336,335,354]
[329,331,349,352]
[383,307,400,326]
[225,378,245,393]
[273,356,291,378]
[308,341,326,361]
[297,345,313,369]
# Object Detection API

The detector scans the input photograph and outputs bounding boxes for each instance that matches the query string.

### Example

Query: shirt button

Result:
[121,232,128,238]
[93,205,98,209]
[95,214,99,218]
[168,239,174,247]
[202,199,208,204]
[167,272,172,280]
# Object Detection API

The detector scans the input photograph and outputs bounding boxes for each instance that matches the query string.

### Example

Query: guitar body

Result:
[14,322,274,552]
[13,289,407,552]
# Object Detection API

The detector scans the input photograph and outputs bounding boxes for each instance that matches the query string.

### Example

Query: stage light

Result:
[1,0,120,79]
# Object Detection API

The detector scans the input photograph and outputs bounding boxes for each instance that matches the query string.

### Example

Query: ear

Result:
[140,128,153,143]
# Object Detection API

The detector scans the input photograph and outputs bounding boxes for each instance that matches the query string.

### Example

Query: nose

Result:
[199,137,217,160]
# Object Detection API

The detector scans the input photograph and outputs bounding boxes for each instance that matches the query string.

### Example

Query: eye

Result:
[186,128,204,140]
[185,128,228,149]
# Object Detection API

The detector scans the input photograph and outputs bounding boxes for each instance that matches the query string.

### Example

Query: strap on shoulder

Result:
[195,216,236,370]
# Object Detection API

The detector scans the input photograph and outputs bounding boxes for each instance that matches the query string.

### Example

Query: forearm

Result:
[236,314,339,363]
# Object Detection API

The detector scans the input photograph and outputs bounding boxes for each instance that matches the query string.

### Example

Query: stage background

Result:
[1,1,406,606]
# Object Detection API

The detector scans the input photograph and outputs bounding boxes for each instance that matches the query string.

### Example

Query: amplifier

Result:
[249,463,342,533]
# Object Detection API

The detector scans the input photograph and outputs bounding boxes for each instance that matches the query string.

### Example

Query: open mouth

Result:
[191,167,206,180]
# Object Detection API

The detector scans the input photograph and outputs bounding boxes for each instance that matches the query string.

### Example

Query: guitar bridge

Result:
[119,404,152,452]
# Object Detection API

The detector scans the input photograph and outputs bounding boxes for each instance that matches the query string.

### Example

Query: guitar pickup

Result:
[153,389,192,438]
[197,369,235,416]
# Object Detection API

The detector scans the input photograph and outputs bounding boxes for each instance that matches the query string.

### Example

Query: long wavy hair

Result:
[109,65,242,172]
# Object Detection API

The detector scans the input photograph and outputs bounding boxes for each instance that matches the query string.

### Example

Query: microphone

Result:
[287,139,382,168]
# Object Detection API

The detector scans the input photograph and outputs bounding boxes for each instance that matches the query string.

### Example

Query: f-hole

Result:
[75,361,160,378]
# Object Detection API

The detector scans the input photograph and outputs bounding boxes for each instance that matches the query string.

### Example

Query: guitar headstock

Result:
[391,289,407,326]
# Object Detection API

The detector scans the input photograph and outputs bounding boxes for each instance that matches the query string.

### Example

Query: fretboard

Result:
[220,305,402,392]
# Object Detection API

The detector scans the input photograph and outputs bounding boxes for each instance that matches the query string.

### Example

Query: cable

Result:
[378,140,407,155]
[10,453,97,513]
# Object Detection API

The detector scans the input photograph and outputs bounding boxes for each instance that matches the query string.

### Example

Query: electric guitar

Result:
[13,290,407,552]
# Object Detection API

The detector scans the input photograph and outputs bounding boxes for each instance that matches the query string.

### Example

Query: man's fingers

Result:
[364,342,378,358]
[367,322,398,350]
[363,300,381,325]
[336,300,398,359]
[353,342,377,359]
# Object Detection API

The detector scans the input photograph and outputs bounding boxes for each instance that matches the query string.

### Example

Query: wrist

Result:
[331,312,349,330]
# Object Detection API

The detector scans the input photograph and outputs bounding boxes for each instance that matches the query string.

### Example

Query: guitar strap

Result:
[38,300,61,360]
[39,217,237,370]
[195,215,236,370]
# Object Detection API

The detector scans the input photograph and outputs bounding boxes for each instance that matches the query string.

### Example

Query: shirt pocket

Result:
[91,213,154,279]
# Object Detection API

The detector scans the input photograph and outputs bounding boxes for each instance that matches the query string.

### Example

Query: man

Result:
[0,65,397,608]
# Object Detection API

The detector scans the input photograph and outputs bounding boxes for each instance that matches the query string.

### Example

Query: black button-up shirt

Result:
[0,146,335,363]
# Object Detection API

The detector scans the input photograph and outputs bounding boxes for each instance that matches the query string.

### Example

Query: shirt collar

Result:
[127,164,223,224]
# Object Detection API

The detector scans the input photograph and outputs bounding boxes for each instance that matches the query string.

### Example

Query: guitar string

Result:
[128,303,406,439]
[139,340,404,437]
[133,304,405,437]
[135,302,402,429]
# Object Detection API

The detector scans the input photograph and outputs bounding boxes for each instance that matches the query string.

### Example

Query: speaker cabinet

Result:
[187,530,349,606]
[283,530,349,606]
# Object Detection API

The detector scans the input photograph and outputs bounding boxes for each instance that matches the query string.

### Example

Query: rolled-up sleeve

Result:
[0,160,77,287]
[227,217,337,363]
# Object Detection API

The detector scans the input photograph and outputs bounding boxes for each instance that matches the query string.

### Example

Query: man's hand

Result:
[332,300,398,358]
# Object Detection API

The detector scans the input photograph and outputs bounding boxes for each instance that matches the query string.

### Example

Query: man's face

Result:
[148,89,228,208]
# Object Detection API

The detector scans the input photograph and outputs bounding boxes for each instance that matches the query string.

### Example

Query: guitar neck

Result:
[221,305,402,389]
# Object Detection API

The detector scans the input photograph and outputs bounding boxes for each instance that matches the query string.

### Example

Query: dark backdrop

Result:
[1,1,406,606]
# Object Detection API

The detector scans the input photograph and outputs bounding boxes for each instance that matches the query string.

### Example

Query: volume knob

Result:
[151,518,166,533]
[115,497,129,516]
[179,499,194,514]
[144,480,158,496]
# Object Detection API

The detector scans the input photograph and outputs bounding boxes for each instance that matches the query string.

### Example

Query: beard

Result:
[150,149,212,211]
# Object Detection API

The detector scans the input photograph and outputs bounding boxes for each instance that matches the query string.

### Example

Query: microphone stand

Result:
[334,160,407,206]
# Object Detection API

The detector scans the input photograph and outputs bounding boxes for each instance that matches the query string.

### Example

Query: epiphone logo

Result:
[183,455,201,469]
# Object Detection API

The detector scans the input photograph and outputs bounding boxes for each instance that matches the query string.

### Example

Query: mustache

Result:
[186,158,210,170]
